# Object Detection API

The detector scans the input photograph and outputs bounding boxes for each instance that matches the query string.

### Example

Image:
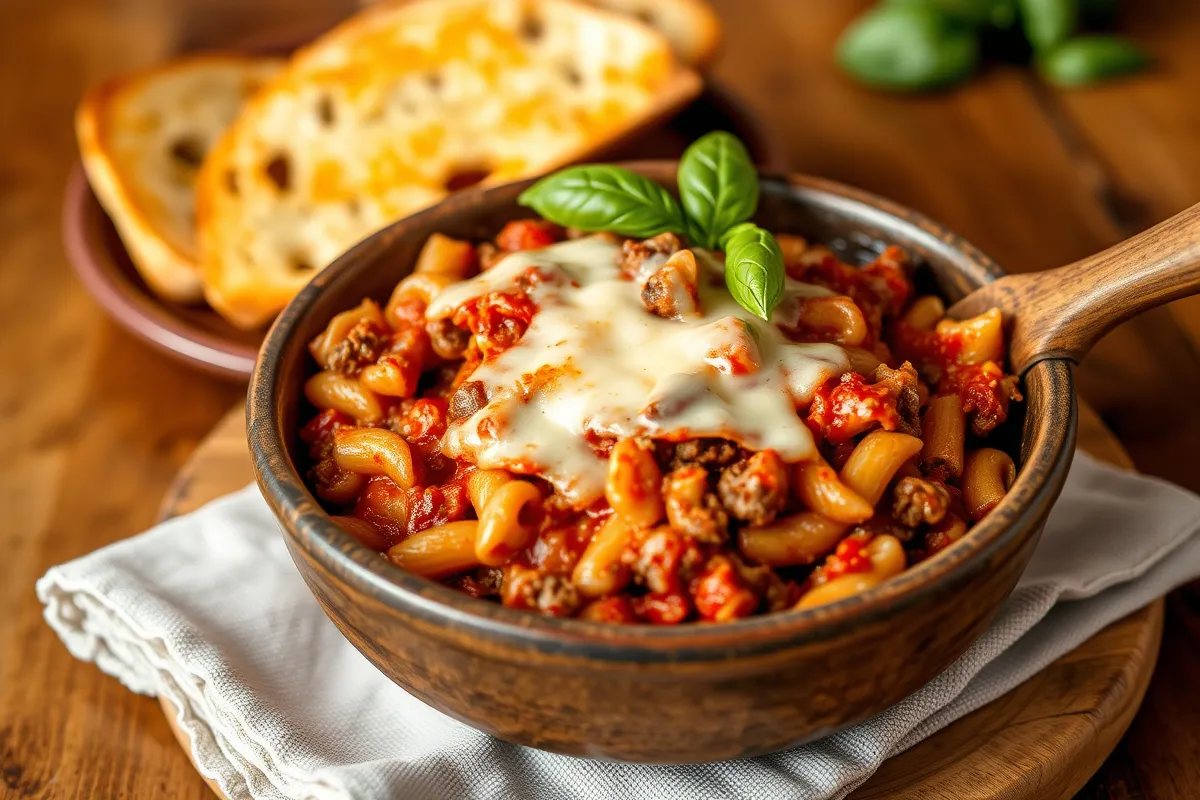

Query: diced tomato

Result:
[937,362,1022,435]
[861,246,913,316]
[579,596,638,624]
[452,291,538,359]
[299,409,355,460]
[495,219,564,252]
[399,397,449,447]
[691,557,758,621]
[892,320,963,375]
[819,534,873,582]
[806,372,902,445]
[405,481,470,535]
[632,592,691,624]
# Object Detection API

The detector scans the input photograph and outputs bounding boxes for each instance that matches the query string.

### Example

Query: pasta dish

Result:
[297,217,1021,624]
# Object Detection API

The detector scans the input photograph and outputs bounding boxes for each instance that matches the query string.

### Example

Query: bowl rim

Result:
[248,162,1077,663]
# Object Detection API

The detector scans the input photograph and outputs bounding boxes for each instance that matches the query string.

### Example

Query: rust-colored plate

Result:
[62,84,788,382]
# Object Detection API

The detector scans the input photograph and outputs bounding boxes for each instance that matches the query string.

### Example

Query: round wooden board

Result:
[157,402,1163,800]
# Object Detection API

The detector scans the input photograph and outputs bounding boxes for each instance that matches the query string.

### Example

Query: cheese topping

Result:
[429,237,852,506]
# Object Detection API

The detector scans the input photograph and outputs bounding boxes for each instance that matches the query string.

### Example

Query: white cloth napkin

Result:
[37,452,1200,800]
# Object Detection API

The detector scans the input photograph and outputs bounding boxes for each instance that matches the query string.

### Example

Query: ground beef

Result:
[630,527,705,595]
[670,438,741,470]
[617,232,680,280]
[327,320,387,375]
[892,477,951,527]
[717,450,789,526]
[663,466,730,543]
[872,362,921,437]
[448,380,488,421]
[501,564,581,617]
[452,567,504,598]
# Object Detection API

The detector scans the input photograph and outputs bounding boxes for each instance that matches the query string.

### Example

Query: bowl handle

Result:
[948,201,1200,374]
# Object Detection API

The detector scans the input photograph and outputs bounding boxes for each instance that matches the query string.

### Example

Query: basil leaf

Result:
[723,223,785,320]
[1018,0,1078,53]
[678,131,759,249]
[837,5,980,92]
[517,165,686,238]
[719,221,760,250]
[1038,35,1149,87]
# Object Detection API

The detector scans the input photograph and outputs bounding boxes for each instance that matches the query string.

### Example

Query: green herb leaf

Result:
[1038,35,1149,87]
[837,5,981,92]
[723,223,785,320]
[886,0,1017,29]
[1017,0,1078,53]
[719,221,760,250]
[678,131,759,249]
[517,165,686,238]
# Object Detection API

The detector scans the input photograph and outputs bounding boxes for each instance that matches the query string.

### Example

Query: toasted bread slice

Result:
[76,55,283,303]
[196,0,702,330]
[585,0,721,68]
[371,0,723,68]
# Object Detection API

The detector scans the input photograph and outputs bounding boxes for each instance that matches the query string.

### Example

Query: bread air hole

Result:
[168,135,205,168]
[561,64,583,86]
[316,94,335,127]
[289,254,316,273]
[264,153,291,192]
[426,72,442,92]
[519,10,544,41]
[444,166,491,192]
[224,169,239,196]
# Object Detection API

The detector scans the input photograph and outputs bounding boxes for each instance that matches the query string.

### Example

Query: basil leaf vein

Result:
[678,131,759,249]
[518,165,686,238]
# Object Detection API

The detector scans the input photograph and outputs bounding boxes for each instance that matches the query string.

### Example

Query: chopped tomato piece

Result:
[299,409,354,460]
[937,363,1022,435]
[632,592,691,624]
[495,219,564,252]
[806,372,902,445]
[399,397,449,447]
[692,556,758,621]
[579,596,639,624]
[452,291,537,359]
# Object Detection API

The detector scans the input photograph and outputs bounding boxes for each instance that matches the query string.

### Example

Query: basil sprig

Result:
[518,132,785,320]
[517,166,687,239]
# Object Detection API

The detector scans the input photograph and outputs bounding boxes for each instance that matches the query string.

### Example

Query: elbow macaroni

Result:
[296,225,1024,624]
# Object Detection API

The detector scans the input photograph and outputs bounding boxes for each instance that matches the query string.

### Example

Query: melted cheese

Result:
[429,237,852,506]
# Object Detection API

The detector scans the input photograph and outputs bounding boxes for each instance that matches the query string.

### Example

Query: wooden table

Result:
[1,0,1197,797]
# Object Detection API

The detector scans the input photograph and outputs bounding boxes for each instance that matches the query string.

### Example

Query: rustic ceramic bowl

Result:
[248,162,1074,764]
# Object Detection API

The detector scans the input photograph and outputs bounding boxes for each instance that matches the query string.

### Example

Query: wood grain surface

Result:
[1,0,1199,797]
[156,403,1163,800]
[949,200,1200,371]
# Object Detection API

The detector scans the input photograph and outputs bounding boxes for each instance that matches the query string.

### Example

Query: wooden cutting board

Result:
[158,402,1163,800]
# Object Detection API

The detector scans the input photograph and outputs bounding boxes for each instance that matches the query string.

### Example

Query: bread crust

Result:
[76,54,283,304]
[587,0,722,69]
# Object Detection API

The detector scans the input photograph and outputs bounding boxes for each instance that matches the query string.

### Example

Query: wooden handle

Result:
[949,202,1200,373]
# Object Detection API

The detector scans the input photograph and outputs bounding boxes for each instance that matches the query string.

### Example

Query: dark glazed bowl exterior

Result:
[248,163,1076,763]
